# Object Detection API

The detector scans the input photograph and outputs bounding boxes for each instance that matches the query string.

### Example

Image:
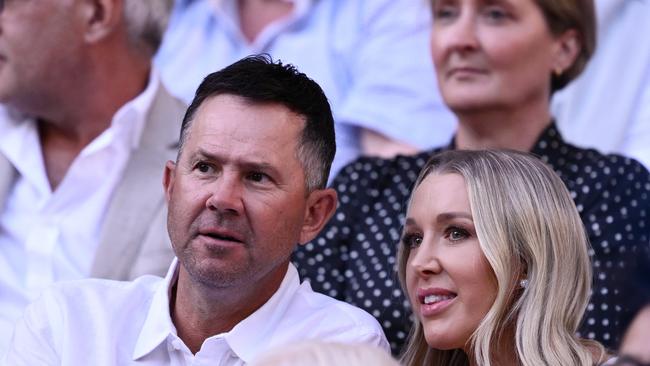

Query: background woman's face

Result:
[430,0,561,113]
[403,173,496,350]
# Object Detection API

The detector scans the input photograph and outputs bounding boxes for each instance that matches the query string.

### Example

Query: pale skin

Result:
[430,0,580,151]
[0,0,150,190]
[237,0,419,158]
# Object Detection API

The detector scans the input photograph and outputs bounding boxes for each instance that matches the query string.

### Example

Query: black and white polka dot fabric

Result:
[293,123,650,354]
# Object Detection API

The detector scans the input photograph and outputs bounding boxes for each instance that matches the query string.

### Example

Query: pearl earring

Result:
[519,279,529,289]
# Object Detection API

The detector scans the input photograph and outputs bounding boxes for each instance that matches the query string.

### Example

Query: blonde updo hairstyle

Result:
[397,150,604,366]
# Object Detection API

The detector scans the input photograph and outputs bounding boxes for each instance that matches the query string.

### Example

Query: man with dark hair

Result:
[4,56,388,365]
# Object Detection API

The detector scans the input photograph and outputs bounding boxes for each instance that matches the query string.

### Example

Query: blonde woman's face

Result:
[403,173,496,350]
[430,0,562,113]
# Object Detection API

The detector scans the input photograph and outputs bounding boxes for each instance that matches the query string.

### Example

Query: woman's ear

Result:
[552,29,581,75]
[298,188,338,245]
[79,0,124,44]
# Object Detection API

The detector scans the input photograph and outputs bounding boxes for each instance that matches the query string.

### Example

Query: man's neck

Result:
[36,54,151,190]
[171,263,288,354]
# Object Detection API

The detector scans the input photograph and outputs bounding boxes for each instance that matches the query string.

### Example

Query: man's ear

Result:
[299,188,338,244]
[162,160,176,204]
[78,0,123,44]
[552,29,581,75]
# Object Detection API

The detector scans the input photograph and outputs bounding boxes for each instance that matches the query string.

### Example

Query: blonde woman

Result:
[398,150,610,366]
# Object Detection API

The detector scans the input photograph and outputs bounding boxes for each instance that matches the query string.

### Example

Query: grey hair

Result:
[123,0,174,56]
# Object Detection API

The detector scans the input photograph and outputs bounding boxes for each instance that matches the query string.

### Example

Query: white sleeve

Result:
[336,0,457,149]
[3,291,61,366]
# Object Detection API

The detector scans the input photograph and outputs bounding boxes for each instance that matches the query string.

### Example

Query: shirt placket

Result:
[24,214,59,297]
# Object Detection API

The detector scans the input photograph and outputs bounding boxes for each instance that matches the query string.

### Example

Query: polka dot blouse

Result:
[293,123,650,354]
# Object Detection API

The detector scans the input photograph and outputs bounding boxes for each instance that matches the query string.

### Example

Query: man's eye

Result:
[401,233,423,249]
[195,162,213,173]
[247,172,269,183]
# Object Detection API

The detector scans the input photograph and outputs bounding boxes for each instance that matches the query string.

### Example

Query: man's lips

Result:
[197,227,245,244]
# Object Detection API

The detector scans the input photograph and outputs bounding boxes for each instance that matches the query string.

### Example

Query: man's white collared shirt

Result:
[0,70,161,353]
[5,259,389,365]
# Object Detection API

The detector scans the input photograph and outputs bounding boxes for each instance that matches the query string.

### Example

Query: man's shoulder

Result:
[281,281,388,347]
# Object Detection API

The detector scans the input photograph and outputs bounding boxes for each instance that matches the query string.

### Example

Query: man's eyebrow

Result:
[194,148,281,175]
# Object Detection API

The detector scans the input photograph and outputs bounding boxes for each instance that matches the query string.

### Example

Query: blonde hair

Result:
[398,150,604,366]
[249,341,399,366]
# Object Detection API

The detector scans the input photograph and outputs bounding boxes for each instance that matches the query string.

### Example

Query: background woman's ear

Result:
[553,29,580,74]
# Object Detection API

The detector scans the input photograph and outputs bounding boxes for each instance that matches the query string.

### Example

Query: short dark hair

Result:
[179,54,336,190]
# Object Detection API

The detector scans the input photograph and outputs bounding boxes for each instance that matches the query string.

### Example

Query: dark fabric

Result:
[293,123,650,354]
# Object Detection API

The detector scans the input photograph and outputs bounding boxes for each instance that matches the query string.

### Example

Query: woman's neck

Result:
[454,102,552,152]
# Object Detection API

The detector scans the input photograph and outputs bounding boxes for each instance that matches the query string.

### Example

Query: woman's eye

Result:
[445,227,469,242]
[401,233,423,248]
[483,7,509,22]
[434,5,458,20]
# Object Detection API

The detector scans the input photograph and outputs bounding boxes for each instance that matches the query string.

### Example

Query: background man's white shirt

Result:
[0,70,161,353]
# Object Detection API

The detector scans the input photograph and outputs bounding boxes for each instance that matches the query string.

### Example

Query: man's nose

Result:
[205,174,244,215]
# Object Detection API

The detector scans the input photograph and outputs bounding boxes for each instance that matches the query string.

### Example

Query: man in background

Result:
[0,0,184,352]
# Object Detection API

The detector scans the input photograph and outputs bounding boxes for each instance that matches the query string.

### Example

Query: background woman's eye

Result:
[483,7,509,21]
[433,5,459,20]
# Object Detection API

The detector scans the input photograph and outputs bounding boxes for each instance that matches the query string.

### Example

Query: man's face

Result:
[0,0,81,110]
[164,94,312,291]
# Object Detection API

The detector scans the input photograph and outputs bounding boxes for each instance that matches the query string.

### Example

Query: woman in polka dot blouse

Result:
[293,0,650,355]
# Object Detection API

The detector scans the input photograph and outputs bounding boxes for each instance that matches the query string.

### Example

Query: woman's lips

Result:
[416,287,458,317]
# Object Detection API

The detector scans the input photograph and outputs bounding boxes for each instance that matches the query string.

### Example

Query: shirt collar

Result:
[224,263,300,363]
[132,257,180,361]
[132,260,301,363]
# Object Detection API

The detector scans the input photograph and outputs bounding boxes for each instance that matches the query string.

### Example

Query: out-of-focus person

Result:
[619,305,650,364]
[552,0,650,169]
[154,0,457,178]
[399,150,611,366]
[250,341,399,366]
[294,0,650,354]
[0,0,183,353]
[3,55,388,365]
